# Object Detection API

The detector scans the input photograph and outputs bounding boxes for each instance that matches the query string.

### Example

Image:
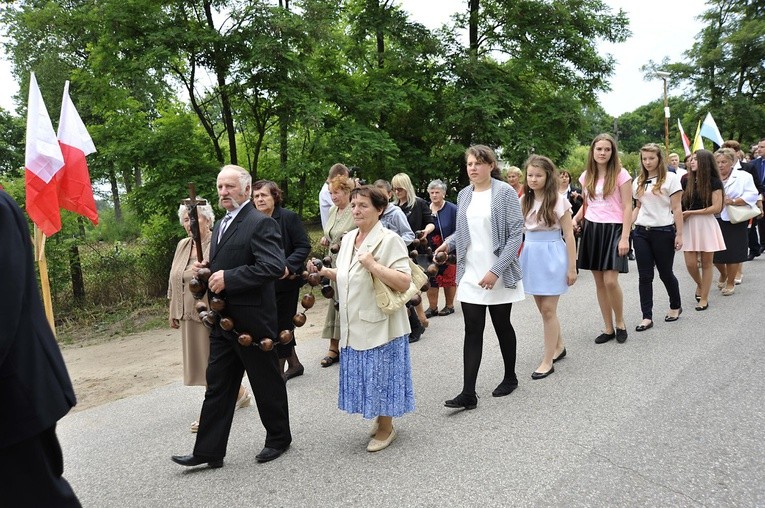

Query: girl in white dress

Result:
[435,145,524,410]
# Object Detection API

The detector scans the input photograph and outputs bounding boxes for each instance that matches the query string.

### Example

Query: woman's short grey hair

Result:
[177,198,215,229]
[427,179,447,193]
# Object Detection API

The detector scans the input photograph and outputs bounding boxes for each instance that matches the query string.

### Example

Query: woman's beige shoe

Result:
[235,389,253,409]
[367,428,397,452]
[722,287,735,296]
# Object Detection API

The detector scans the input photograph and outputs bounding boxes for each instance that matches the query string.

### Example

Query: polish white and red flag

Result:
[677,119,691,156]
[25,72,65,237]
[56,80,98,226]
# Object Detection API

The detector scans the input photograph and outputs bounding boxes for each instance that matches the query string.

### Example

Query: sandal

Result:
[320,349,339,368]
[438,306,455,316]
[424,308,438,319]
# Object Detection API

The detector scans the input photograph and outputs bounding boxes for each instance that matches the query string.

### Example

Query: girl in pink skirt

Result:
[680,150,726,311]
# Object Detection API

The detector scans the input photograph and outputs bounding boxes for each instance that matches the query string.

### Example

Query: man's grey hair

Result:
[220,164,252,192]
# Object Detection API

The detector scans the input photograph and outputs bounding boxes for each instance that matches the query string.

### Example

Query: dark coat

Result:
[271,205,311,294]
[398,196,435,233]
[209,201,286,340]
[0,190,76,449]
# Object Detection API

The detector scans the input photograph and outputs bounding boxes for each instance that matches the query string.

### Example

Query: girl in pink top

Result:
[572,134,633,345]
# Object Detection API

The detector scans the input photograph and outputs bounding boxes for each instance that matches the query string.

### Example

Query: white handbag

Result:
[726,203,760,224]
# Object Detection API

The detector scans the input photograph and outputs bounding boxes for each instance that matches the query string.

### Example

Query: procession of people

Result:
[3,134,764,506]
[162,134,765,467]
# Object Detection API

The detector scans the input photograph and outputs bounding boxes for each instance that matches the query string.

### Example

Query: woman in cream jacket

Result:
[310,185,415,453]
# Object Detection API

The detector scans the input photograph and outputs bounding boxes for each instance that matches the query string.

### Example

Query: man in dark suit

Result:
[752,138,765,252]
[0,190,81,506]
[172,165,291,469]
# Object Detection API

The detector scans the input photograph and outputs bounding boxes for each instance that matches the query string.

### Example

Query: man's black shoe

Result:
[171,454,223,468]
[256,446,289,463]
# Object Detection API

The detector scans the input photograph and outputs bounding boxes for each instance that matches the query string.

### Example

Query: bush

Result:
[138,212,184,298]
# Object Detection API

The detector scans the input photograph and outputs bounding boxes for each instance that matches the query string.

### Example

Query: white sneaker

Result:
[235,389,253,410]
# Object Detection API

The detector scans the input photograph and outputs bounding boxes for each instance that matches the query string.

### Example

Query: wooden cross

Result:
[182,183,208,262]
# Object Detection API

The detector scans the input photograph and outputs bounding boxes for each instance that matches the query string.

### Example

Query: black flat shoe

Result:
[664,307,682,322]
[595,331,616,344]
[695,303,709,311]
[694,293,701,302]
[285,365,304,381]
[635,321,653,332]
[531,367,554,380]
[552,348,567,363]
[256,445,289,463]
[615,328,628,343]
[492,380,518,397]
[171,454,223,468]
[444,393,478,409]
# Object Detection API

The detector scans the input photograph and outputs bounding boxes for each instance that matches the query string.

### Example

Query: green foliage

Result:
[657,0,765,145]
[620,152,640,177]
[138,212,185,298]
[560,146,591,181]
[1,0,637,338]
[0,108,24,174]
[88,204,142,243]
[128,104,220,221]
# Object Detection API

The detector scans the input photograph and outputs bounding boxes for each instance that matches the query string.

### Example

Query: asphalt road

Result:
[58,254,765,507]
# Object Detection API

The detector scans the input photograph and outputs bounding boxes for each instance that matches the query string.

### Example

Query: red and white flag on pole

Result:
[677,119,691,156]
[25,72,65,237]
[57,81,98,225]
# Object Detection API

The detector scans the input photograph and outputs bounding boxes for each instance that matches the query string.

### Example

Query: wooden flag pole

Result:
[33,224,56,335]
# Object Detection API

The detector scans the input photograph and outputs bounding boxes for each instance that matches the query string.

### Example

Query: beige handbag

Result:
[372,259,428,315]
[726,203,759,224]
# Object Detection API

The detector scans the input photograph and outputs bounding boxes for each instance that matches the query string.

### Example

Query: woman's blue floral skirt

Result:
[338,335,415,419]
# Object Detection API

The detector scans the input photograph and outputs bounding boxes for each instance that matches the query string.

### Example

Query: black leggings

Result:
[460,301,518,395]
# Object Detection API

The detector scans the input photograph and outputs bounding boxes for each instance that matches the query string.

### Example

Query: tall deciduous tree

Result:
[660,0,765,143]
[442,0,629,173]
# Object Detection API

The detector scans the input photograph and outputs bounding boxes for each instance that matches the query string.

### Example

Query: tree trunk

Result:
[109,168,122,222]
[376,0,386,173]
[121,167,133,194]
[69,242,85,304]
[204,1,237,165]
[280,115,289,203]
[469,0,479,58]
[134,166,142,188]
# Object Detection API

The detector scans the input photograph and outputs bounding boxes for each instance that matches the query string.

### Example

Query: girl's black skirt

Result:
[577,220,628,273]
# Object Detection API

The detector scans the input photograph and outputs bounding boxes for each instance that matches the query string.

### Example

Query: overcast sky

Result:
[0,0,707,117]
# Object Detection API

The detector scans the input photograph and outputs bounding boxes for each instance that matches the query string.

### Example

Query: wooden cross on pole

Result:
[182,183,208,263]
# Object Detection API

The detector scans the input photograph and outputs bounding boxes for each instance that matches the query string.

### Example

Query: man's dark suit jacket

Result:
[209,201,285,339]
[748,157,765,194]
[0,190,76,449]
[740,160,765,196]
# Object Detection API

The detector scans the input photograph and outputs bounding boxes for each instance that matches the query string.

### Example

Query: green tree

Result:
[658,0,765,144]
[441,0,630,180]
[0,108,24,174]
